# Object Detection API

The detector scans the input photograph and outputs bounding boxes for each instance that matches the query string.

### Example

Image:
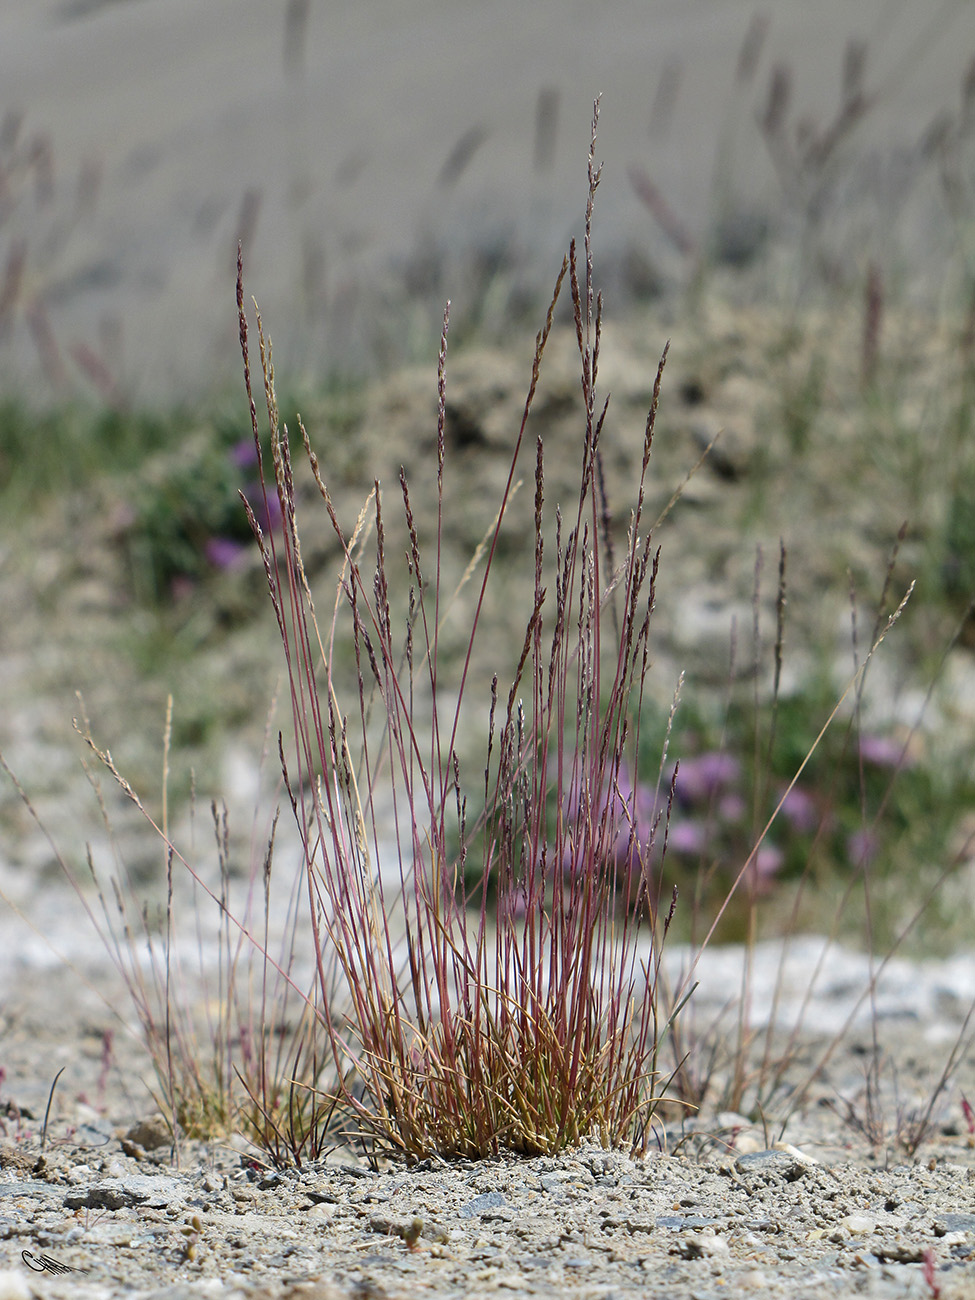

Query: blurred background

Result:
[0,0,972,401]
[2,0,975,959]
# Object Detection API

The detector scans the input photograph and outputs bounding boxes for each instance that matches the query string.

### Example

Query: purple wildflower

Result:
[779,785,819,834]
[563,767,659,878]
[206,536,248,570]
[718,791,747,824]
[674,752,741,806]
[231,438,259,469]
[667,819,706,856]
[859,734,912,769]
[753,844,784,878]
[743,842,785,895]
[249,485,283,533]
[847,827,880,868]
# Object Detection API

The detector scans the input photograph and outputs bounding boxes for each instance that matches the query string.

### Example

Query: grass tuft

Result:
[236,101,685,1158]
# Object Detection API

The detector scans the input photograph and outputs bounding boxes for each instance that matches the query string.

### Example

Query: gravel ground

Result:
[3,1093,975,1299]
[3,930,975,1300]
[3,1131,975,1300]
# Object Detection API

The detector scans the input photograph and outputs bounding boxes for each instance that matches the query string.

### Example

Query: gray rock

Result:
[0,1181,55,1203]
[460,1190,509,1217]
[123,1115,173,1152]
[935,1212,975,1234]
[63,1174,185,1211]
[734,1149,815,1182]
[656,1214,722,1229]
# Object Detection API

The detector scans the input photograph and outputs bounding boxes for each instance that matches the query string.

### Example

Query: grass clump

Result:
[2,697,338,1168]
[236,103,683,1159]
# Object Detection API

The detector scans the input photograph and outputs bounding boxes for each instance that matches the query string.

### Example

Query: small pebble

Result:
[0,1272,30,1300]
[124,1115,172,1151]
[738,1269,768,1289]
[839,1215,877,1234]
[676,1231,730,1259]
[460,1191,509,1217]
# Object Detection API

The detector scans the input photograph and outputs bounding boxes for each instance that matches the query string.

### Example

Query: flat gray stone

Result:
[63,1174,186,1211]
[0,1180,57,1202]
[656,1214,722,1229]
[460,1190,509,1217]
[935,1213,975,1234]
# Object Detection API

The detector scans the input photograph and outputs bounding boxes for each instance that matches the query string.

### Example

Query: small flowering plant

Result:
[637,688,929,923]
[117,428,266,601]
[566,669,939,940]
